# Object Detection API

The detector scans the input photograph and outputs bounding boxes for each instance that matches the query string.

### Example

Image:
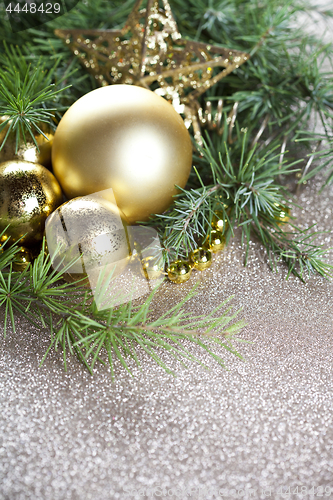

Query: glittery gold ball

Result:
[12,246,32,272]
[167,260,192,284]
[0,160,63,247]
[0,117,54,168]
[52,85,193,224]
[189,246,212,271]
[45,195,131,284]
[274,203,290,224]
[205,229,226,253]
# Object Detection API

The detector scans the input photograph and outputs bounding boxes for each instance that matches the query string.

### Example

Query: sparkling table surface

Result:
[1,175,333,500]
[2,7,333,497]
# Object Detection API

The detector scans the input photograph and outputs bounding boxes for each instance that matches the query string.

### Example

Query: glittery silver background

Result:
[2,13,333,500]
[1,180,333,500]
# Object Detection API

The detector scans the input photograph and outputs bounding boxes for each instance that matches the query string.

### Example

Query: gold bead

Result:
[167,260,192,283]
[141,256,165,280]
[12,247,32,272]
[52,85,193,224]
[274,203,290,224]
[0,160,63,247]
[211,210,229,232]
[189,246,212,270]
[205,230,226,253]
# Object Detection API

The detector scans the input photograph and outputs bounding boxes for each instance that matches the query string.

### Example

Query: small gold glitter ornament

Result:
[205,230,226,253]
[167,260,192,284]
[0,117,54,169]
[0,160,63,247]
[52,85,192,223]
[189,247,212,271]
[12,247,32,272]
[45,195,131,284]
[55,0,249,142]
[274,204,290,224]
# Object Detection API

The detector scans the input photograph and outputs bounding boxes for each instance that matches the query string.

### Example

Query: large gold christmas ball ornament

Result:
[0,161,63,247]
[45,195,131,284]
[52,85,193,223]
[167,260,192,284]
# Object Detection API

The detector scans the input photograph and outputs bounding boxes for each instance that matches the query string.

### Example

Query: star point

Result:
[55,0,249,141]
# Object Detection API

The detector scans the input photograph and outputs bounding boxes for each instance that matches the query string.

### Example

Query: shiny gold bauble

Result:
[12,247,32,272]
[45,195,131,284]
[205,230,226,253]
[167,260,192,284]
[0,160,63,247]
[189,247,212,271]
[52,85,193,223]
[0,117,54,169]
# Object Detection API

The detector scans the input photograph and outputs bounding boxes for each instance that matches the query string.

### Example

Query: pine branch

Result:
[295,130,333,188]
[0,43,71,152]
[0,238,247,376]
[147,130,331,278]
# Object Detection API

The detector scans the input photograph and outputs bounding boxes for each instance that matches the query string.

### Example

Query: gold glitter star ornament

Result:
[55,0,249,140]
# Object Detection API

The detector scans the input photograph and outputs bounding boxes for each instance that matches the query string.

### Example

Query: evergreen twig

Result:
[0,238,247,376]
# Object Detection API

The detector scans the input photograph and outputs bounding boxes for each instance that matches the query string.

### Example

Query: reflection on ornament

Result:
[274,203,290,224]
[205,230,226,253]
[52,85,192,223]
[0,160,63,247]
[189,247,212,271]
[45,194,131,284]
[12,247,32,272]
[55,0,249,143]
[0,117,54,168]
[167,260,192,283]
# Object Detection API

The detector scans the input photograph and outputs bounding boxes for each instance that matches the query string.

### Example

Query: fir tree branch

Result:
[0,43,71,151]
[0,238,247,376]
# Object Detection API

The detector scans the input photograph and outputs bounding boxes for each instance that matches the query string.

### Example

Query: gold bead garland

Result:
[166,222,227,284]
[12,247,32,272]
